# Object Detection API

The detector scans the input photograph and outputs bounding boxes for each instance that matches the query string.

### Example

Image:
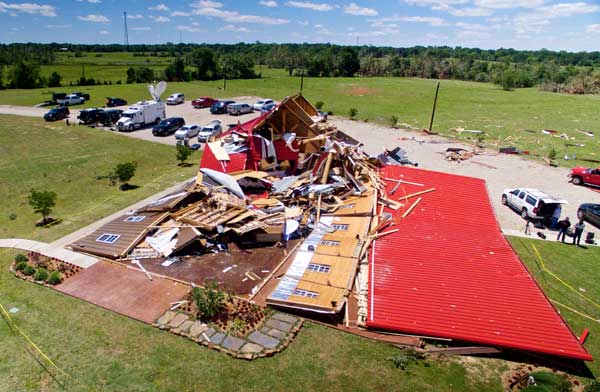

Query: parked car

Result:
[569,167,600,187]
[175,124,201,140]
[152,117,185,136]
[197,120,222,142]
[502,188,567,223]
[228,103,253,116]
[72,92,90,101]
[77,108,102,125]
[106,97,127,107]
[166,93,185,105]
[43,106,70,121]
[98,109,123,126]
[578,203,600,228]
[192,96,217,109]
[51,92,66,104]
[210,100,235,114]
[260,102,276,114]
[57,94,85,106]
[253,98,274,111]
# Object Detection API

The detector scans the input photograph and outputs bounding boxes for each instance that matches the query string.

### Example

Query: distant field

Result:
[1,68,599,168]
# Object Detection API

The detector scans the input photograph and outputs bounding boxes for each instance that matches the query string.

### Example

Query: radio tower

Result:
[123,12,129,48]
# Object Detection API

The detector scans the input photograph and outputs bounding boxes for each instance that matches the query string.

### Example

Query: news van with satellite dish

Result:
[116,81,167,132]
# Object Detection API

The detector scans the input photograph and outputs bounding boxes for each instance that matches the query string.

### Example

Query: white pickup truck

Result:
[116,100,166,132]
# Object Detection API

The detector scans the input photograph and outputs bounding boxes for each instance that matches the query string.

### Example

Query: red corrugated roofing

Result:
[368,165,592,361]
[199,143,247,173]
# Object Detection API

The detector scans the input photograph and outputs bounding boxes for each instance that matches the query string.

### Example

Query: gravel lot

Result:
[2,101,599,238]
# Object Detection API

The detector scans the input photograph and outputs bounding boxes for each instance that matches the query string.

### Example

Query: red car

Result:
[192,97,216,109]
[569,167,600,187]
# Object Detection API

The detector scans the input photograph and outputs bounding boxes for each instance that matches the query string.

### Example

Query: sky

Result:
[1,0,599,51]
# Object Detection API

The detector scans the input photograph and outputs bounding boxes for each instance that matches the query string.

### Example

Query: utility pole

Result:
[82,63,85,80]
[428,82,440,134]
[300,69,304,92]
[123,12,129,49]
[223,77,226,91]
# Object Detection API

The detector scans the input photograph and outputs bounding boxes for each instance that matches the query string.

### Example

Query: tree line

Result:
[1,43,599,93]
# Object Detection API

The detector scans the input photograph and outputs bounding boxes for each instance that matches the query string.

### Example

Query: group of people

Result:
[556,216,587,246]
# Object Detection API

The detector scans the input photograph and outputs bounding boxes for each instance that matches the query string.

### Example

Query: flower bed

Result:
[10,252,81,287]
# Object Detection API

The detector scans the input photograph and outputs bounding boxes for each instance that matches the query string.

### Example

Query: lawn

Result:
[508,236,600,376]
[0,114,200,242]
[1,67,598,168]
[0,112,506,391]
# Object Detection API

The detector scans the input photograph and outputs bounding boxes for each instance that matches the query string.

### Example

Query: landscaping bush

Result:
[14,254,28,263]
[34,268,49,281]
[192,281,225,320]
[46,271,63,285]
[176,144,192,165]
[315,101,324,110]
[15,261,28,271]
[23,265,35,276]
[390,115,399,128]
[348,108,358,119]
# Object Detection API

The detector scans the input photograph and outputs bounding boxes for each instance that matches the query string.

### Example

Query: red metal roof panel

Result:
[367,165,592,361]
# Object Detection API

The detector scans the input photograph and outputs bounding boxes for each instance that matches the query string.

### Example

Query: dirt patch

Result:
[345,86,380,96]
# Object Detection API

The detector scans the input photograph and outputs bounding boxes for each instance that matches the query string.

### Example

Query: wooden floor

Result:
[55,260,190,324]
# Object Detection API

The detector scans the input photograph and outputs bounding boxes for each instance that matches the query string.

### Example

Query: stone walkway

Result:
[154,310,302,359]
[0,238,98,268]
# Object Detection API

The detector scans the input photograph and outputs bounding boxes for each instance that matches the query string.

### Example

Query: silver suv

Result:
[502,188,567,220]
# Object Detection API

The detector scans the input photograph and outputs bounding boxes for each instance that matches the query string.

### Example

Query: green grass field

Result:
[0,115,200,242]
[0,114,507,391]
[1,63,598,168]
[509,237,600,376]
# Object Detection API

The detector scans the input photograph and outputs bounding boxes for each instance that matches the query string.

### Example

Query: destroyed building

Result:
[69,93,592,362]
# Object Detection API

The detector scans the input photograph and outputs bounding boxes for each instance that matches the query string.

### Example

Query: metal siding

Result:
[367,166,592,361]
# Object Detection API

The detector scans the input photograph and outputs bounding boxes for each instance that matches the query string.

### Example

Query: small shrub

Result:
[192,281,225,320]
[34,268,49,281]
[229,318,247,335]
[548,148,557,161]
[387,349,428,371]
[315,101,324,110]
[9,212,17,220]
[390,115,399,128]
[348,108,358,119]
[23,265,36,276]
[15,261,28,271]
[176,144,192,165]
[46,271,63,285]
[14,254,28,263]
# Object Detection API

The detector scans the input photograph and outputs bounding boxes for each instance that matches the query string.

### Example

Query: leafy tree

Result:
[494,69,516,90]
[0,65,4,89]
[48,71,62,87]
[176,144,192,165]
[164,57,188,82]
[126,67,154,83]
[189,47,218,80]
[28,188,57,224]
[335,48,360,77]
[114,161,138,189]
[192,281,225,320]
[10,61,40,89]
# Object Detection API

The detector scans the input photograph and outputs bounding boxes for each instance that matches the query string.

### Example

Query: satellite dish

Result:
[147,84,156,100]
[155,81,167,101]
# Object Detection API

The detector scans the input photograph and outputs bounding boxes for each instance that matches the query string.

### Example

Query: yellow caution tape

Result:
[0,303,69,378]
[531,243,600,311]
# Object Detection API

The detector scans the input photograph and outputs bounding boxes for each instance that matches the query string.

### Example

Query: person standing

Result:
[550,205,562,229]
[572,219,586,246]
[557,217,570,242]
